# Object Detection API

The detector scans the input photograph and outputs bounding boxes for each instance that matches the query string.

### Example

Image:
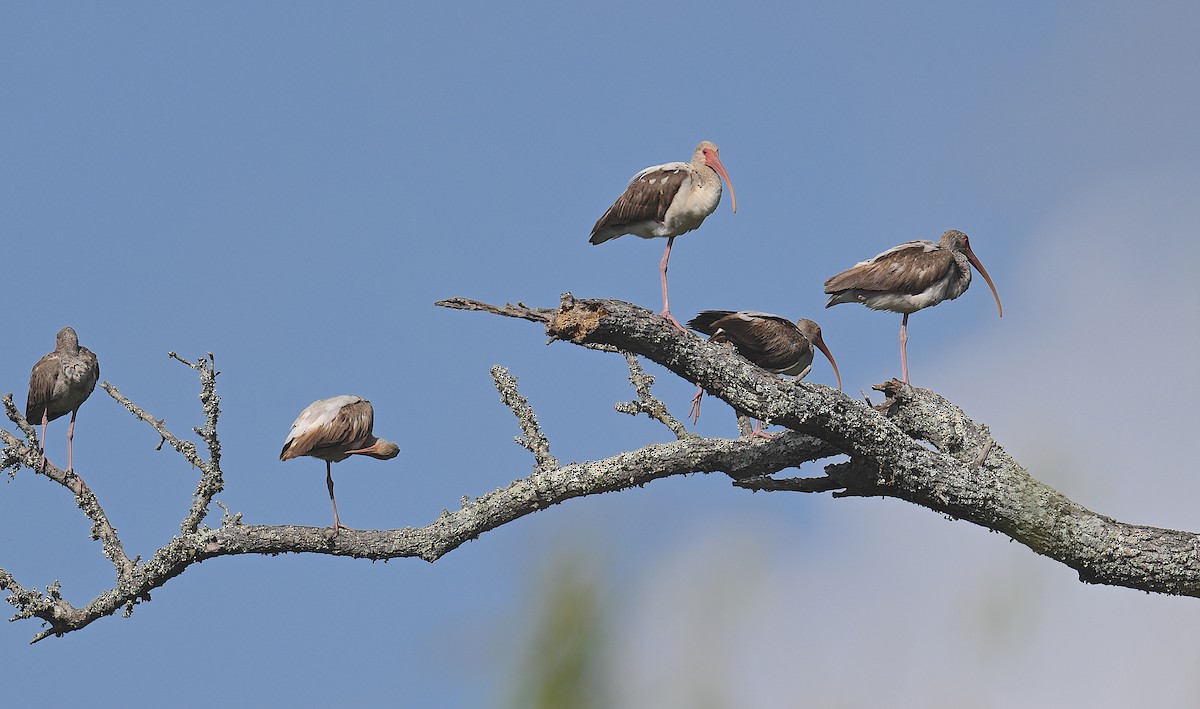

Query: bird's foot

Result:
[747,421,779,440]
[66,469,88,494]
[328,521,357,537]
[659,310,689,333]
[688,390,704,425]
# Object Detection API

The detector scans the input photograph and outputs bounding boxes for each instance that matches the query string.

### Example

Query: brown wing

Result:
[281,397,376,461]
[824,241,954,296]
[80,345,100,397]
[686,310,737,336]
[706,312,809,372]
[25,352,60,422]
[80,347,99,386]
[589,165,690,241]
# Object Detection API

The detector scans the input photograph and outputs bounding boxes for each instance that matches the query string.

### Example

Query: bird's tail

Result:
[686,310,735,335]
[588,229,621,245]
[823,292,856,308]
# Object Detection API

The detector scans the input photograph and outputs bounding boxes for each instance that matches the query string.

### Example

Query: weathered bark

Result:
[2,294,1198,642]
[437,294,1200,596]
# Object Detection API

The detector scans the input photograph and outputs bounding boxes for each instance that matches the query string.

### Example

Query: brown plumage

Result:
[824,229,1002,384]
[26,326,100,476]
[280,394,400,532]
[589,168,691,239]
[589,141,737,330]
[687,311,841,435]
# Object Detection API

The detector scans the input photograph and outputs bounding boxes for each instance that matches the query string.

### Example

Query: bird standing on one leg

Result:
[279,395,400,533]
[590,141,737,331]
[823,229,1003,384]
[26,326,100,483]
[687,311,841,436]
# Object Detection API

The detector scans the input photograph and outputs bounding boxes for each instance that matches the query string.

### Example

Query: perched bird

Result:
[279,395,400,533]
[687,311,841,436]
[26,326,100,478]
[823,229,1003,384]
[590,141,737,330]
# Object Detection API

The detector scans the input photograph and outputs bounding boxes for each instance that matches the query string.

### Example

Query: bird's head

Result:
[698,141,737,214]
[56,326,81,353]
[369,440,401,460]
[795,318,842,391]
[943,230,1003,318]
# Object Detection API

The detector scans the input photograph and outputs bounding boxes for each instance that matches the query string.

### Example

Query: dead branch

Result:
[4,293,1200,642]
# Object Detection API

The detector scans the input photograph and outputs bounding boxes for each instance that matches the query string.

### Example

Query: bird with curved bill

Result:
[590,141,737,331]
[26,326,100,484]
[687,311,841,437]
[280,395,400,533]
[823,229,1003,384]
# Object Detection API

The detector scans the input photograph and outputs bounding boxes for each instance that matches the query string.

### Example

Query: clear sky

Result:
[2,2,1199,707]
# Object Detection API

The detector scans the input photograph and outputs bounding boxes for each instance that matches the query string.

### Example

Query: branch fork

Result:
[4,293,1200,641]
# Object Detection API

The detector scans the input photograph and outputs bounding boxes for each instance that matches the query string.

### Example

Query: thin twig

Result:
[613,352,691,439]
[491,365,558,473]
[2,394,40,446]
[971,438,995,471]
[169,353,225,534]
[102,383,205,469]
[735,413,755,438]
[434,297,554,324]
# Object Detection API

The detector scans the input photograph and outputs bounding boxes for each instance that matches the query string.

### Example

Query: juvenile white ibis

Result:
[279,394,400,533]
[590,141,737,330]
[823,229,1003,384]
[687,311,841,436]
[26,326,100,478]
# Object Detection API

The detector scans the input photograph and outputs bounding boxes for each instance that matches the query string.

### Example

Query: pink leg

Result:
[67,409,76,472]
[658,237,687,332]
[326,462,353,534]
[899,313,910,384]
[66,409,87,489]
[39,410,49,471]
[688,385,704,425]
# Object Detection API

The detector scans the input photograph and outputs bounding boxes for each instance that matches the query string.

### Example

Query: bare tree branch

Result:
[102,383,204,468]
[437,294,1200,597]
[168,352,224,535]
[4,293,1200,641]
[613,353,692,439]
[1,395,135,583]
[491,365,559,473]
[103,352,225,535]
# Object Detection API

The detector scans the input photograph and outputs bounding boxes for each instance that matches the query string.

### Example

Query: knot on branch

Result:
[547,292,606,343]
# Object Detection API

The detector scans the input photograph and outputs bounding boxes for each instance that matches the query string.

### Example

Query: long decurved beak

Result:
[964,247,1003,318]
[814,335,843,391]
[706,152,737,214]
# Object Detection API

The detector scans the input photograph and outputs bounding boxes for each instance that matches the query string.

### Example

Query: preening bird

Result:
[590,141,737,330]
[279,395,400,533]
[26,326,100,479]
[823,229,1002,384]
[687,311,841,436]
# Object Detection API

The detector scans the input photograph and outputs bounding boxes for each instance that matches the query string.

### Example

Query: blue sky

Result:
[2,3,1199,707]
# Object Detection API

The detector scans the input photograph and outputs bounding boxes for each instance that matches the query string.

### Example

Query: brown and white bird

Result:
[590,141,737,330]
[279,395,400,533]
[26,326,100,477]
[823,229,1003,384]
[687,311,841,435]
